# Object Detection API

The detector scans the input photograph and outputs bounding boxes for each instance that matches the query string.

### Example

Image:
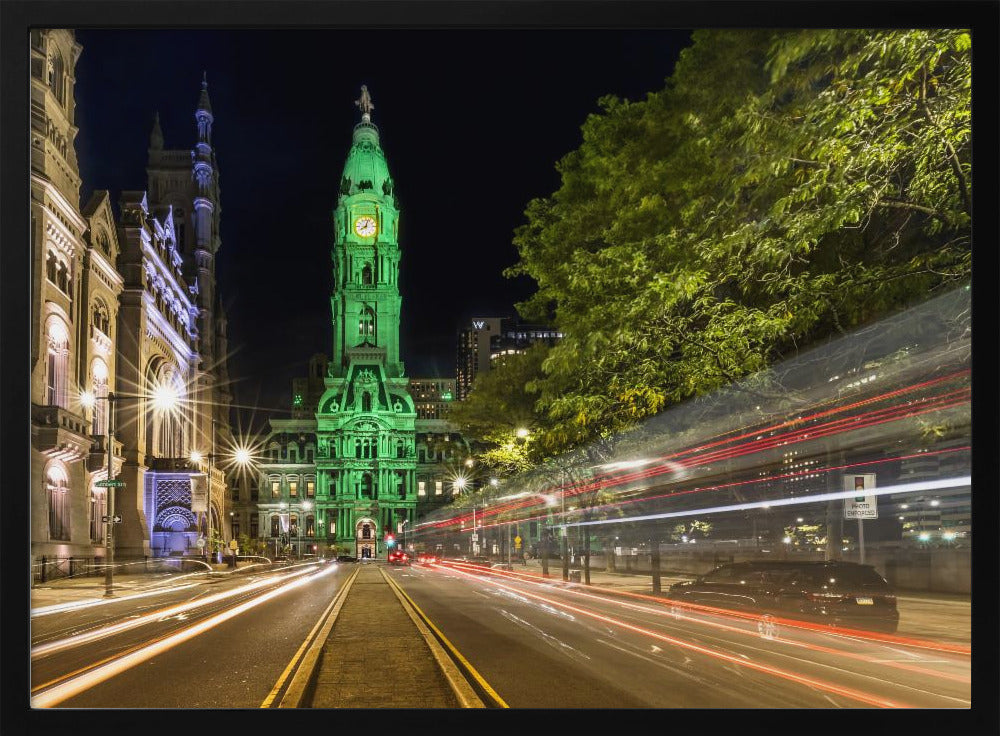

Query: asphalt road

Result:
[390,561,971,709]
[31,562,349,708]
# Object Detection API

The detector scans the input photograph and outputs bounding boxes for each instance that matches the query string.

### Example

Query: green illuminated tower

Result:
[315,87,417,559]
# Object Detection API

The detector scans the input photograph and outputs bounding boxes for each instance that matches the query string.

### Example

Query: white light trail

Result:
[565,476,971,528]
[32,566,319,657]
[31,564,337,708]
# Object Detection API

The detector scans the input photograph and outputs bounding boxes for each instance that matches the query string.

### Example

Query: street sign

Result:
[471,533,478,542]
[96,479,124,487]
[229,539,238,550]
[101,515,122,523]
[844,474,878,519]
[514,536,522,549]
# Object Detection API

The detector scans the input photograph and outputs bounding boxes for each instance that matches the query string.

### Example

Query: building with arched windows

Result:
[30,30,233,570]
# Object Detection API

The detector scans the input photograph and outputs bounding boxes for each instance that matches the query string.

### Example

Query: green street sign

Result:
[96,479,125,487]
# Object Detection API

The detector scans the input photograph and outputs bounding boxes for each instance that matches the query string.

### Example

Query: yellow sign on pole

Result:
[514,536,522,548]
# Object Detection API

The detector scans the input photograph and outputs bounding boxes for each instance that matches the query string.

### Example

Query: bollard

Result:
[69,557,75,578]
[41,555,47,583]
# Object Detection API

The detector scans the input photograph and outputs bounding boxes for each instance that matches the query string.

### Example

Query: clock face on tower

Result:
[354,215,377,237]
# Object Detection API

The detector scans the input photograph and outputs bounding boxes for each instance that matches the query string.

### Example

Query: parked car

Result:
[666,560,899,633]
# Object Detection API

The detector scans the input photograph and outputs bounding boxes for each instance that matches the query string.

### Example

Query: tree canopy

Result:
[507,29,972,456]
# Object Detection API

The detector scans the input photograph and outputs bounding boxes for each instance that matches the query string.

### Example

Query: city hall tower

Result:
[314,87,417,559]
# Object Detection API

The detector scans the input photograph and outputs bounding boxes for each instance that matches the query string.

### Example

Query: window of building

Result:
[231,518,240,539]
[305,447,313,463]
[306,480,315,498]
[305,516,315,537]
[270,515,281,537]
[89,487,106,543]
[362,392,372,412]
[47,465,70,541]
[90,359,108,435]
[231,484,239,502]
[250,482,259,502]
[362,524,372,540]
[271,480,280,498]
[435,480,443,496]
[250,512,259,538]
[289,480,298,498]
[45,318,69,407]
[418,481,426,497]
[289,514,299,536]
[360,473,373,499]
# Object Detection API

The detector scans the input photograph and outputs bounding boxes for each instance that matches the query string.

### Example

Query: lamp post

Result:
[561,469,569,582]
[401,519,409,552]
[301,500,313,558]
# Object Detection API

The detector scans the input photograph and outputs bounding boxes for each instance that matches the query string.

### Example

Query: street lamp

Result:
[401,519,409,552]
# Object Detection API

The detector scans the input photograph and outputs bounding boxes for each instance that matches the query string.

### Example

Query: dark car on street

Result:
[336,555,358,563]
[666,560,899,633]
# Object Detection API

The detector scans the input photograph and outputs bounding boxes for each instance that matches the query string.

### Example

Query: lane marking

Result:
[382,569,506,708]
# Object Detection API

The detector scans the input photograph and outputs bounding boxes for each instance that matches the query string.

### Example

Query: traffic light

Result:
[386,533,396,548]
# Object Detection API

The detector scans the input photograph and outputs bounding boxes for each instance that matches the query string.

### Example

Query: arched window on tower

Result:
[358,306,375,342]
[49,52,65,106]
[361,263,373,285]
[362,392,372,412]
[360,473,373,499]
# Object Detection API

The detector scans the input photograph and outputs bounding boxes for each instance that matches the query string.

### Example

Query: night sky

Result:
[73,29,692,419]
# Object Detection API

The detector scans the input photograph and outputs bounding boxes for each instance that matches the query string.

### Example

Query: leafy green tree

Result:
[508,29,971,451]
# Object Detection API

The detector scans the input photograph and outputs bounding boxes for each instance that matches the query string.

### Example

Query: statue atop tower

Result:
[355,84,374,121]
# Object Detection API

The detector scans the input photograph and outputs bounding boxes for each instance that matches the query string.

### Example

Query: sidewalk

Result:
[31,563,251,612]
[304,563,461,708]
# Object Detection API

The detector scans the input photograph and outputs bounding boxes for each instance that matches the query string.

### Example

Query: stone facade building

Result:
[30,29,233,571]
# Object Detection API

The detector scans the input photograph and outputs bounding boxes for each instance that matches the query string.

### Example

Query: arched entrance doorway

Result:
[356,517,377,559]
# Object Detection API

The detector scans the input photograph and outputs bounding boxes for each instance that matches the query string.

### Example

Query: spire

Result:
[195,72,214,146]
[198,71,212,115]
[149,111,163,150]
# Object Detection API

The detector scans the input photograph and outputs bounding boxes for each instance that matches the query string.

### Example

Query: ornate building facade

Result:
[30,29,233,569]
